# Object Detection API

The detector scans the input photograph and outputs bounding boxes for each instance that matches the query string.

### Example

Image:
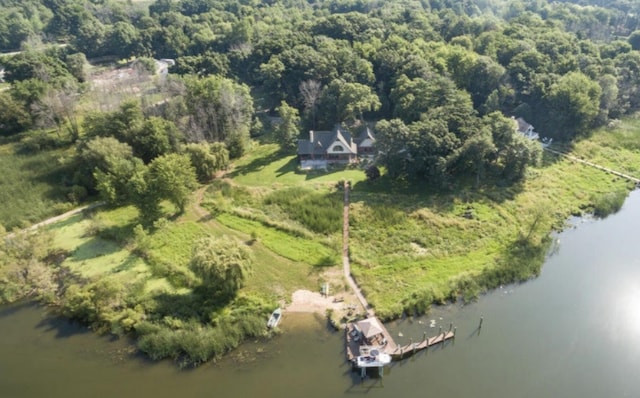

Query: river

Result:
[2,191,640,397]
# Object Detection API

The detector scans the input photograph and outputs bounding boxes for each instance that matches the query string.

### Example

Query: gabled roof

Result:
[298,124,357,155]
[331,124,357,154]
[515,117,533,134]
[355,126,376,145]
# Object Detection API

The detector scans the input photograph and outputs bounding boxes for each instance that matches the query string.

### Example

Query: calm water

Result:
[2,191,640,397]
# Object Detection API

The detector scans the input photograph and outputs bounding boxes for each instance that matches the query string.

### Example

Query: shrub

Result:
[591,189,627,218]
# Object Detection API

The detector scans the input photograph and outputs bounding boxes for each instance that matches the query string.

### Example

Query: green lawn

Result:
[229,143,367,187]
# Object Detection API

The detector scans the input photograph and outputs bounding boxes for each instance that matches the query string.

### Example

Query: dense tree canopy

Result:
[2,0,640,186]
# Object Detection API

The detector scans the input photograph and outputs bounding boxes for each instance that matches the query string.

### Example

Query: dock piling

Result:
[479,316,484,329]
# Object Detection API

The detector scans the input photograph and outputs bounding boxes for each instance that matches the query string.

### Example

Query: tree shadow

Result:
[111,254,142,273]
[68,237,123,262]
[0,301,39,320]
[275,156,299,176]
[150,288,232,322]
[35,310,92,339]
[227,149,285,179]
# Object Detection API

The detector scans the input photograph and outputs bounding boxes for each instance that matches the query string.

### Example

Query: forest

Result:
[2,0,640,187]
[3,0,640,366]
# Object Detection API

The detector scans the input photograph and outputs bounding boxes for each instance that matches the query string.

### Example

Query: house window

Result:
[333,145,344,152]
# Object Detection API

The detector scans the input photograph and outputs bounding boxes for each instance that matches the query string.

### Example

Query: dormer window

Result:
[333,145,344,152]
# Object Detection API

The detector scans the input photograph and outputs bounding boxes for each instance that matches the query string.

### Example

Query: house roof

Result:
[515,117,533,134]
[355,126,376,145]
[298,124,357,155]
[356,318,384,339]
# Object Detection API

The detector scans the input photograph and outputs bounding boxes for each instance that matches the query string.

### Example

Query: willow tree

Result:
[189,236,252,299]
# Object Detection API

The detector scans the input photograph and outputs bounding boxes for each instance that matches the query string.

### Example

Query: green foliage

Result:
[264,187,342,234]
[146,153,198,213]
[0,140,75,230]
[189,236,252,298]
[83,101,183,164]
[0,230,60,304]
[183,142,229,182]
[183,75,253,156]
[542,72,602,141]
[275,101,300,152]
[0,91,31,135]
[591,189,627,218]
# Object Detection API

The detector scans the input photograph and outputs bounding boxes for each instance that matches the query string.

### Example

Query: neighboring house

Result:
[297,124,376,169]
[513,117,540,140]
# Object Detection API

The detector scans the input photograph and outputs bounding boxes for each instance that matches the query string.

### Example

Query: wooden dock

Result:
[346,319,455,364]
[389,330,455,360]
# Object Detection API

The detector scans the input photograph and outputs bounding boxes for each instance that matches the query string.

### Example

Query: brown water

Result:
[3,191,640,397]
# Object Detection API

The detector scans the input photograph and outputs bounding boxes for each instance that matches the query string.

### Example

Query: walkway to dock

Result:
[343,181,374,318]
[545,147,640,184]
[341,182,455,365]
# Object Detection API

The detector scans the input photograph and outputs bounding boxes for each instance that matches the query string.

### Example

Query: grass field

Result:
[0,138,76,230]
[213,123,640,318]
[4,115,640,363]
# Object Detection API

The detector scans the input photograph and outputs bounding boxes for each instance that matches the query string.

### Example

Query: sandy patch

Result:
[284,290,349,314]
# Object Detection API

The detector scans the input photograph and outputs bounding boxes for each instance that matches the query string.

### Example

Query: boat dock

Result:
[346,318,455,365]
[341,182,456,376]
[389,329,455,360]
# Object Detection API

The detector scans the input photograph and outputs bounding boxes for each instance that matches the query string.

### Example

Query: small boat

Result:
[356,349,391,368]
[267,308,282,328]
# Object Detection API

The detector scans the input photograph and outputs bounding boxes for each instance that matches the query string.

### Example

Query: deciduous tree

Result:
[189,236,252,299]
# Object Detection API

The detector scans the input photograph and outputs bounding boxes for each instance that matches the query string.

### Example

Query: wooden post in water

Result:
[423,331,427,342]
[438,326,442,335]
[453,327,457,339]
[479,316,484,329]
[449,322,453,332]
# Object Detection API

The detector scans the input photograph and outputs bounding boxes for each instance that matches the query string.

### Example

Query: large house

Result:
[297,124,376,169]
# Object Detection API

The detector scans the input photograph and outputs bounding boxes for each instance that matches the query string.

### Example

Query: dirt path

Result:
[6,201,104,238]
[191,184,360,315]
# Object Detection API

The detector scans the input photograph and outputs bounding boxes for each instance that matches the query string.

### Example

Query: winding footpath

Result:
[6,201,104,239]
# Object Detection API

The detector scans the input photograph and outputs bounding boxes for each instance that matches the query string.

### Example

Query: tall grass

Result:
[0,139,77,229]
[264,187,342,234]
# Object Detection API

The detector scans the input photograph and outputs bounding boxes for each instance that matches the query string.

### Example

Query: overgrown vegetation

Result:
[4,0,640,367]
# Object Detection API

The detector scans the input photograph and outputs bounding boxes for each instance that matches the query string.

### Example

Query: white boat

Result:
[267,308,282,328]
[356,349,391,368]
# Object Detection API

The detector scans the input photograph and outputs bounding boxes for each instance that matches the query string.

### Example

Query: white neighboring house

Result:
[513,117,540,140]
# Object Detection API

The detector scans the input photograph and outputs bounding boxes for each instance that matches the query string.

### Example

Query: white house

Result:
[513,117,539,141]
